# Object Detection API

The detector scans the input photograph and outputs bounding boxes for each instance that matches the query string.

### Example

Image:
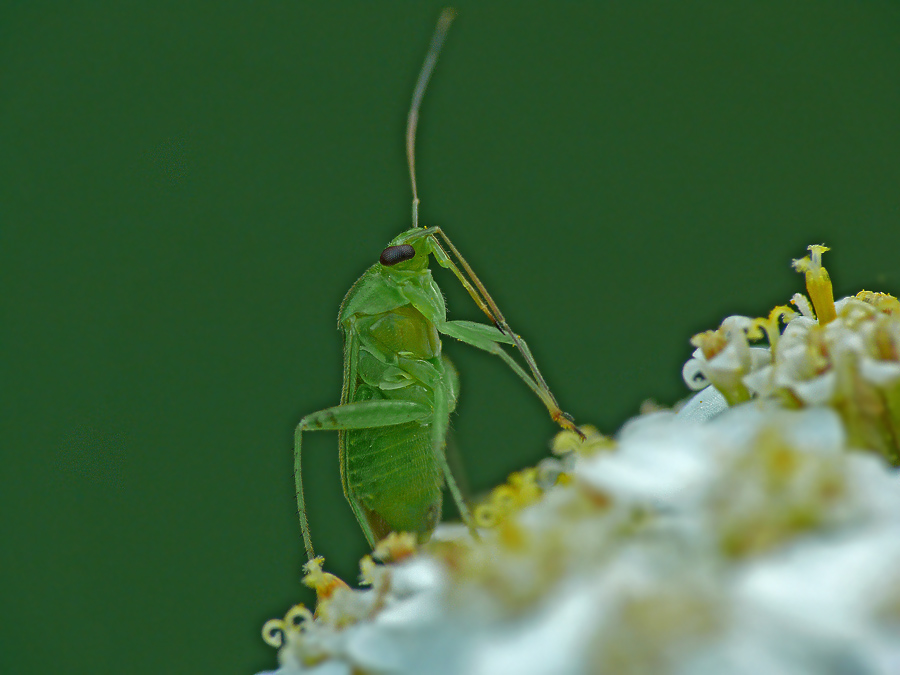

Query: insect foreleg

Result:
[422,229,582,439]
[438,320,580,434]
[295,400,431,560]
[422,229,495,322]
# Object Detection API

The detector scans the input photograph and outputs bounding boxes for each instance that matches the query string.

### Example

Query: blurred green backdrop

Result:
[3,2,899,673]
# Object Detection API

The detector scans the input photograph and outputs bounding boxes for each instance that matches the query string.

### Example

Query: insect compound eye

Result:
[380,244,416,266]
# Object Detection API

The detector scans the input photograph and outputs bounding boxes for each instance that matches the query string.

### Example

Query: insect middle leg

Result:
[428,364,480,543]
[295,400,430,560]
[438,319,579,432]
[422,232,582,437]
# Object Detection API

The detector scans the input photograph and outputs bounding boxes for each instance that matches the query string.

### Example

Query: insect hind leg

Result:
[294,400,431,560]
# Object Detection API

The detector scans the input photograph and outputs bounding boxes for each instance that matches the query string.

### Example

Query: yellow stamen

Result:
[792,245,836,325]
[857,290,900,316]
[474,503,498,528]
[261,618,286,648]
[283,603,314,631]
[690,328,728,360]
[497,519,527,551]
[359,555,378,586]
[302,556,349,602]
[551,424,609,456]
[750,305,796,351]
[509,468,542,504]
[373,531,418,562]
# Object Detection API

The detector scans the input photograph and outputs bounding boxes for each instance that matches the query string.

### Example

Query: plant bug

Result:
[294,9,582,561]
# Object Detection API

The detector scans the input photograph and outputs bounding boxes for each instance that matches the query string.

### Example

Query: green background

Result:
[3,2,899,673]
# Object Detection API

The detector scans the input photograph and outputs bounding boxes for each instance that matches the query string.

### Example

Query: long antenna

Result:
[407,8,456,228]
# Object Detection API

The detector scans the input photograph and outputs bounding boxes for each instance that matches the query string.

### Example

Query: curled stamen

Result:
[474,502,498,528]
[491,485,519,515]
[682,358,711,391]
[284,603,314,632]
[752,305,797,351]
[261,619,286,648]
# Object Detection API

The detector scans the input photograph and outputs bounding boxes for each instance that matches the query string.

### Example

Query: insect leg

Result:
[295,400,431,560]
[425,231,583,438]
[438,319,579,433]
[430,368,480,542]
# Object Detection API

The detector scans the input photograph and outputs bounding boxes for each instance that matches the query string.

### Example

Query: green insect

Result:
[294,9,581,561]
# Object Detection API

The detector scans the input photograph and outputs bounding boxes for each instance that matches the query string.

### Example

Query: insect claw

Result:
[553,410,586,440]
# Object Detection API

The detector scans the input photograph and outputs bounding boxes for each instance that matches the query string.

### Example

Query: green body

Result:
[293,11,579,561]
[337,230,457,543]
[294,225,572,559]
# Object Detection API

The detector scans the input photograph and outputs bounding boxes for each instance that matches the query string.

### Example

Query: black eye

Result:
[380,244,416,266]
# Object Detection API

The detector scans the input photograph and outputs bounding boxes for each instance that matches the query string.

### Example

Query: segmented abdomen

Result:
[344,421,443,541]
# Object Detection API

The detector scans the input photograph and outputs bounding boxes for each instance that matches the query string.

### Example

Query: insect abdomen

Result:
[344,421,443,541]
[341,301,448,541]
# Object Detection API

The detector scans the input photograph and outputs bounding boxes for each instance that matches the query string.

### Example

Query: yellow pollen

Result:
[857,290,900,316]
[792,245,836,325]
[302,556,349,601]
[474,503,498,528]
[690,329,728,360]
[552,424,608,456]
[373,531,418,562]
[497,519,527,550]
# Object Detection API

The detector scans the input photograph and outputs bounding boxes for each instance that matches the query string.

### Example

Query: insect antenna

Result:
[406,8,456,229]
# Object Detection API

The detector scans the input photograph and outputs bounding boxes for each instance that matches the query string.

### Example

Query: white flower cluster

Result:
[683,246,900,465]
[259,403,900,675]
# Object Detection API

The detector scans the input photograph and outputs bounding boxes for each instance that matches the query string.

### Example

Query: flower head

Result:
[683,244,900,465]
